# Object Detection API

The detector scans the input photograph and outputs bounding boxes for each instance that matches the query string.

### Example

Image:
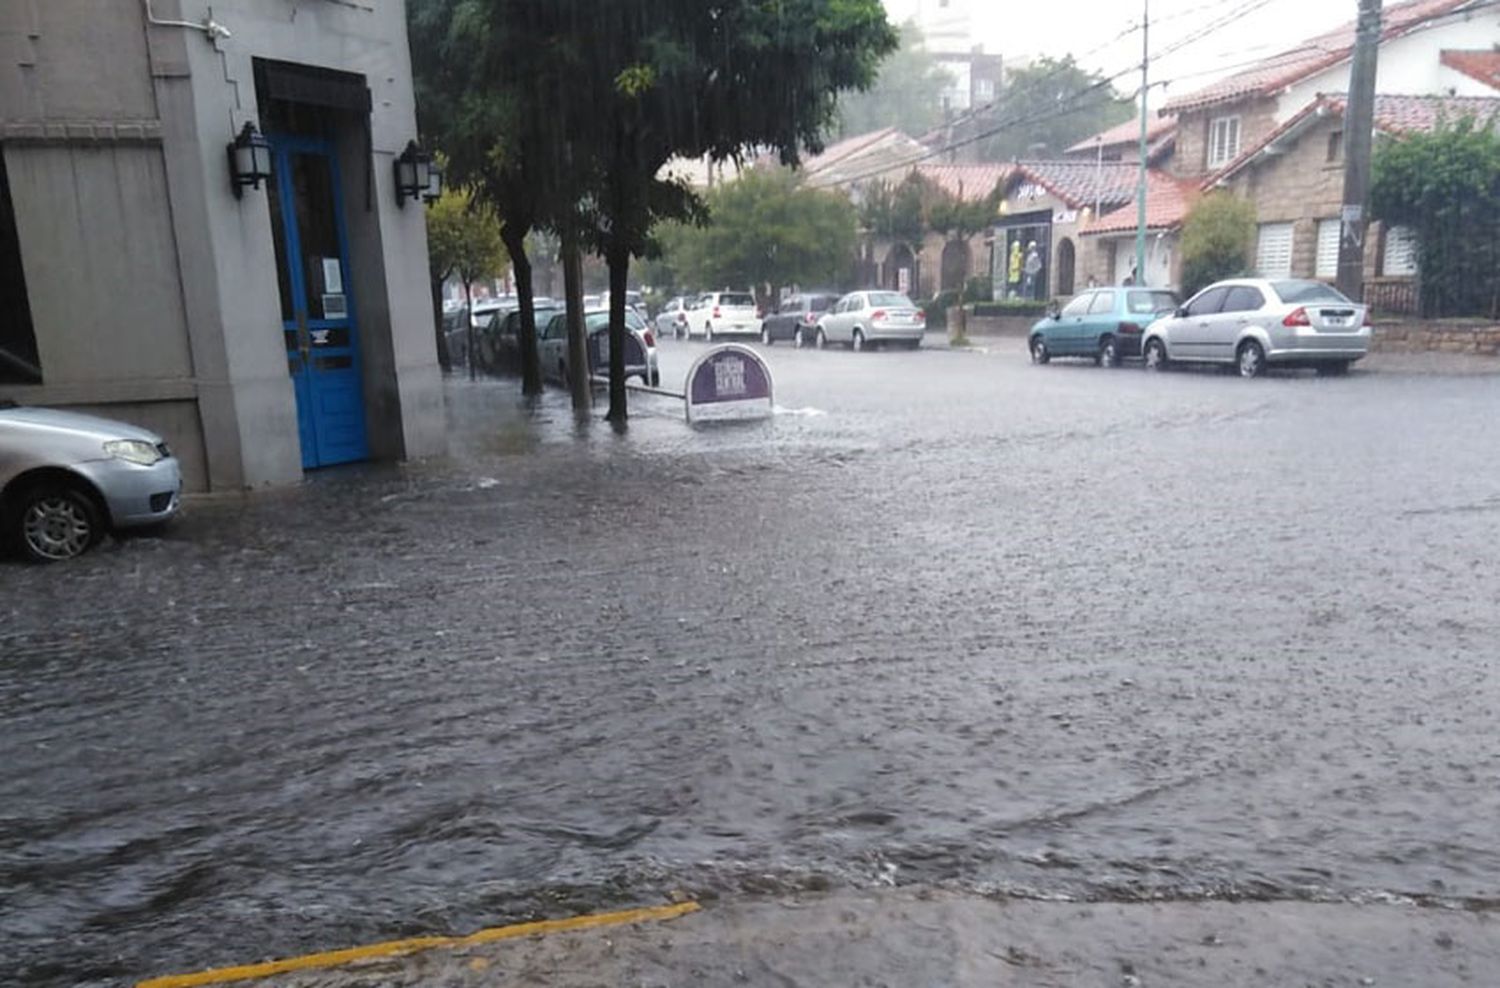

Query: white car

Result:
[816,291,926,350]
[655,296,691,339]
[537,308,660,387]
[685,291,762,340]
[1141,278,1370,378]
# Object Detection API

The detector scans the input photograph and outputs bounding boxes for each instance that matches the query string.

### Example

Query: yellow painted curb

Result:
[136,901,701,988]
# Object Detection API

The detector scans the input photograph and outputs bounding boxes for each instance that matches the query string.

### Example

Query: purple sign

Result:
[685,345,774,422]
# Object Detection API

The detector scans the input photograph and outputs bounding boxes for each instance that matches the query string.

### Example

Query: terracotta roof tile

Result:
[1007,159,1141,210]
[1441,48,1500,90]
[1066,115,1178,154]
[1079,172,1200,235]
[915,163,1015,201]
[1162,0,1477,114]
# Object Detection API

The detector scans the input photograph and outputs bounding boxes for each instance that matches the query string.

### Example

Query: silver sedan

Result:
[1142,278,1370,378]
[816,291,926,350]
[1,404,183,561]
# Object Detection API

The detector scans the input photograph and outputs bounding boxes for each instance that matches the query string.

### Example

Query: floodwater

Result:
[4,339,1499,985]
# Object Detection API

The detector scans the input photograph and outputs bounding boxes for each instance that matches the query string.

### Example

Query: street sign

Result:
[684,344,773,423]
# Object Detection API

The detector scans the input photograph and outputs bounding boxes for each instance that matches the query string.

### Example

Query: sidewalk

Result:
[222,890,1498,987]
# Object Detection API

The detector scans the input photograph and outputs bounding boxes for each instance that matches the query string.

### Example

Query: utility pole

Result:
[1336,0,1382,301]
[1134,0,1149,287]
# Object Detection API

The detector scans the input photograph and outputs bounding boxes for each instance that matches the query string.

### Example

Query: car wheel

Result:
[1029,335,1050,365]
[1315,361,1351,377]
[851,329,866,352]
[793,327,805,348]
[1098,335,1119,368]
[1143,338,1168,371]
[1237,340,1266,378]
[761,325,773,345]
[12,482,103,563]
[815,328,828,350]
[650,370,661,388]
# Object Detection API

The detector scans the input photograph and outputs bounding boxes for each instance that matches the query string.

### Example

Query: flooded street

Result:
[4,339,1500,985]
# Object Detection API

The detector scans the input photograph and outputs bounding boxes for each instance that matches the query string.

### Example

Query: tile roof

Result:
[1006,159,1142,210]
[1079,172,1201,235]
[1066,115,1179,154]
[802,128,931,188]
[1162,0,1478,114]
[1441,48,1500,89]
[1203,92,1500,187]
[914,163,1015,202]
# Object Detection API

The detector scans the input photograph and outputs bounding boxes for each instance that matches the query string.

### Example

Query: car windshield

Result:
[867,292,913,307]
[1272,280,1352,304]
[808,296,833,312]
[719,293,754,307]
[1128,290,1179,314]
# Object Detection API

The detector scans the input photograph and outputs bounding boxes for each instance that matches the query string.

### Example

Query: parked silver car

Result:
[0,404,182,561]
[816,291,926,350]
[1142,278,1370,378]
[538,308,660,387]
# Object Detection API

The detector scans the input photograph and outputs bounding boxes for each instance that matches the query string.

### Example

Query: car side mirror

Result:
[1174,306,1188,318]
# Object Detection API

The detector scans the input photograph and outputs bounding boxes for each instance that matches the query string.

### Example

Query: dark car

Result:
[478,305,559,375]
[760,292,838,347]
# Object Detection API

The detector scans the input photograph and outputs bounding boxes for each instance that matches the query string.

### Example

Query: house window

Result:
[1383,225,1419,276]
[1326,130,1344,163]
[976,79,995,101]
[1207,115,1241,169]
[1315,219,1341,278]
[1255,222,1294,279]
[0,151,41,385]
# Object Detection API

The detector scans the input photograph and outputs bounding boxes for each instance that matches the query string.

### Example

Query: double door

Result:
[266,135,368,469]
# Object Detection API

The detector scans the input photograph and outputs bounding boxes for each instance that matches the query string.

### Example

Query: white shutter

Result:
[1315,219,1341,278]
[1256,223,1294,279]
[1384,225,1418,276]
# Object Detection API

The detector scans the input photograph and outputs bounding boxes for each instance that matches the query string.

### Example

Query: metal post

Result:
[1135,0,1149,287]
[1336,0,1382,301]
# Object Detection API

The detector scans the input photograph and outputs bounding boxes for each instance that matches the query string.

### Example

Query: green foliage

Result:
[859,173,929,243]
[1180,192,1256,297]
[1371,116,1500,318]
[426,184,508,290]
[837,22,955,139]
[657,169,858,299]
[964,275,993,302]
[971,299,1050,317]
[963,56,1133,163]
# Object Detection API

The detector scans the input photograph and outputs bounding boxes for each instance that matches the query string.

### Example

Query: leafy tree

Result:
[1179,192,1256,297]
[960,56,1133,162]
[1371,115,1500,318]
[837,22,955,139]
[925,181,1002,241]
[859,173,928,243]
[659,169,858,303]
[427,185,508,379]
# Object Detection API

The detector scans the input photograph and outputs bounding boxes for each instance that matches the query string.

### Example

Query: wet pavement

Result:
[4,336,1500,985]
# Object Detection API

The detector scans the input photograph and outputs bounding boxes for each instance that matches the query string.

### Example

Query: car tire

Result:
[1315,361,1351,377]
[1237,340,1266,378]
[815,328,828,350]
[1143,338,1168,371]
[793,327,805,348]
[11,482,104,563]
[1029,335,1050,365]
[761,325,773,345]
[650,370,661,388]
[852,329,866,352]
[1098,335,1119,368]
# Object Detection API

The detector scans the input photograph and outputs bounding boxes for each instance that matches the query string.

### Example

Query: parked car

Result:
[600,289,647,319]
[816,291,925,350]
[685,291,762,340]
[655,296,692,339]
[538,308,660,387]
[1141,278,1370,378]
[1028,286,1180,366]
[760,292,839,346]
[0,403,182,562]
[480,304,560,375]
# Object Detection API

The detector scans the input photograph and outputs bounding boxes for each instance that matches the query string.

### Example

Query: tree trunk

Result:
[605,245,630,423]
[501,222,541,395]
[560,229,591,415]
[430,274,451,373]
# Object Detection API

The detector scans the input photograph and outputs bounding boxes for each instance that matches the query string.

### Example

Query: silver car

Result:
[1,404,183,561]
[816,291,926,350]
[538,308,660,387]
[1142,278,1371,378]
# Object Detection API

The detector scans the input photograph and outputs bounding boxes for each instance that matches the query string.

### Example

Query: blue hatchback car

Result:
[1029,286,1180,367]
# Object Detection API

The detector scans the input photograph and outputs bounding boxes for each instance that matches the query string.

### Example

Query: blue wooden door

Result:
[266,136,368,469]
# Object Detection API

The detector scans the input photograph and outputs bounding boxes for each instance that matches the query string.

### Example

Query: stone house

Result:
[911,162,1012,298]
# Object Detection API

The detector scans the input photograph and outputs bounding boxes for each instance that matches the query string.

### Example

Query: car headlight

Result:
[104,439,164,466]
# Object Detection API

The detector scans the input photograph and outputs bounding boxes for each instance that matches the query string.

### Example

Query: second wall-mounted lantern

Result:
[228,122,273,199]
[422,158,444,205]
[394,141,433,208]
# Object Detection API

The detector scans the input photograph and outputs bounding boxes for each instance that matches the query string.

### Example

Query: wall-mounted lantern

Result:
[394,141,432,208]
[227,122,273,199]
[422,158,444,204]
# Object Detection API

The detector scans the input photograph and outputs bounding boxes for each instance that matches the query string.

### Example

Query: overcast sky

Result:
[885,0,1357,101]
